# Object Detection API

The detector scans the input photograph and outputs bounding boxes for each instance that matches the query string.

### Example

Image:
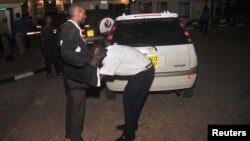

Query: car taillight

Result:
[107,34,114,41]
[179,21,185,29]
[188,74,195,80]
[184,31,190,37]
[179,21,190,37]
[110,25,117,33]
[106,25,116,42]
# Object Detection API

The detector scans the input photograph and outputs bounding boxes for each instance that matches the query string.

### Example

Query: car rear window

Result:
[110,18,190,46]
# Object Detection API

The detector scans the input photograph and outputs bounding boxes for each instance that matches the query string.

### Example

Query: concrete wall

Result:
[0,4,22,33]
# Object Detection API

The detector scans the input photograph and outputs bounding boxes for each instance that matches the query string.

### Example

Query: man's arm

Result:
[40,28,46,56]
[99,51,122,76]
[60,28,91,68]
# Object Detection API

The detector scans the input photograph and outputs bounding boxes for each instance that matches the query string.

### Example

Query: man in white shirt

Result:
[93,44,155,141]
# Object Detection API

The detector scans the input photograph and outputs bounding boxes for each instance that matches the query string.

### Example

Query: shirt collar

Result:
[68,19,81,30]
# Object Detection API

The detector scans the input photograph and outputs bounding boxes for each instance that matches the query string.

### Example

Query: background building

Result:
[0,0,25,34]
[129,0,250,23]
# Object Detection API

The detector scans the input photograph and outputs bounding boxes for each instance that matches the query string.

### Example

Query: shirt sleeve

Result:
[99,52,122,76]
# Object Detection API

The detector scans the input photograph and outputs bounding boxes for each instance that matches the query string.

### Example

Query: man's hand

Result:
[90,58,98,67]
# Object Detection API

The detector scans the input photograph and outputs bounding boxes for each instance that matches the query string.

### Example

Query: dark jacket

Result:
[59,21,97,87]
[41,25,56,49]
[201,7,210,21]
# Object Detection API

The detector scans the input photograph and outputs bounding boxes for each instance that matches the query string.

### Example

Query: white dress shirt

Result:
[99,45,151,76]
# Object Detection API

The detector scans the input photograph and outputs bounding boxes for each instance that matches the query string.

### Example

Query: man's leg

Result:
[199,21,204,34]
[1,36,11,57]
[122,67,155,139]
[51,48,62,74]
[45,51,53,76]
[15,33,26,55]
[204,21,209,35]
[65,89,72,138]
[67,89,86,141]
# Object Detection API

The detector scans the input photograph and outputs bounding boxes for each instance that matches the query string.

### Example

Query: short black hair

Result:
[16,13,21,18]
[68,2,85,18]
[90,43,107,60]
[44,15,51,21]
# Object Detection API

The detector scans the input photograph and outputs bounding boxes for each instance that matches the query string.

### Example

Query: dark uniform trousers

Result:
[45,47,61,74]
[65,86,87,141]
[123,65,155,138]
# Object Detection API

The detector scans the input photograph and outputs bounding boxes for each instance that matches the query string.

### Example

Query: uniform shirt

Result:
[41,25,56,48]
[12,18,27,35]
[100,45,151,76]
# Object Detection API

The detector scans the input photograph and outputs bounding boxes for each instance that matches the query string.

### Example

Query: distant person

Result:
[0,17,15,61]
[41,15,62,77]
[199,4,210,35]
[12,13,27,54]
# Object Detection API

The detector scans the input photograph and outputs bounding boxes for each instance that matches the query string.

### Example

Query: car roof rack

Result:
[117,11,178,20]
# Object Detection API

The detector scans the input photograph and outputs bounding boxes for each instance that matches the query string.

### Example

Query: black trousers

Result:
[45,48,61,74]
[123,66,155,138]
[65,89,86,141]
[199,20,209,34]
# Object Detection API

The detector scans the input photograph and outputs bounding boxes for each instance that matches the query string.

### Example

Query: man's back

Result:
[100,45,151,76]
[201,8,210,21]
[41,25,56,48]
[12,19,27,34]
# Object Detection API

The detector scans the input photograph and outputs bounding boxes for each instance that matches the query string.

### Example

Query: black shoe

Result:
[115,135,135,141]
[116,124,138,131]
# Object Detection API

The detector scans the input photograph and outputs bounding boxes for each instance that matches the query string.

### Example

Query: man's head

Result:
[68,3,86,25]
[44,15,52,25]
[16,13,21,19]
[90,43,107,66]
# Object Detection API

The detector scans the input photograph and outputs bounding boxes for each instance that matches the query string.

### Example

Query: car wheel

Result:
[105,88,116,100]
[176,87,194,98]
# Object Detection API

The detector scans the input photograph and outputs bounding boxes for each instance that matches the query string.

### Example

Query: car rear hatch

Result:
[106,17,192,73]
[135,44,191,73]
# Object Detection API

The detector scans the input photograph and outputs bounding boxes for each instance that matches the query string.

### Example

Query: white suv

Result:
[104,12,198,98]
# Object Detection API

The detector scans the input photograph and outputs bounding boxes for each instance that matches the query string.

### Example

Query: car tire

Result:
[176,87,194,98]
[105,88,116,100]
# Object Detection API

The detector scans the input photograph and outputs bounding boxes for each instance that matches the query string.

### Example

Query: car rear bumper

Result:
[106,67,197,92]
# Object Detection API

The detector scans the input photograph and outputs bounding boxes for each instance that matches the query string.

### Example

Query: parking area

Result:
[0,26,250,141]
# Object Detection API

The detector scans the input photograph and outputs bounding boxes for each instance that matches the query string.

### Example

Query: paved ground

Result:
[0,26,250,141]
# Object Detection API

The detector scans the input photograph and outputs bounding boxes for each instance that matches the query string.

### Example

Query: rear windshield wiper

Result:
[130,43,158,51]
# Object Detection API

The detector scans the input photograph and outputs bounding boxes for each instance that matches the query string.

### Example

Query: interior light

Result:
[0,8,7,11]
